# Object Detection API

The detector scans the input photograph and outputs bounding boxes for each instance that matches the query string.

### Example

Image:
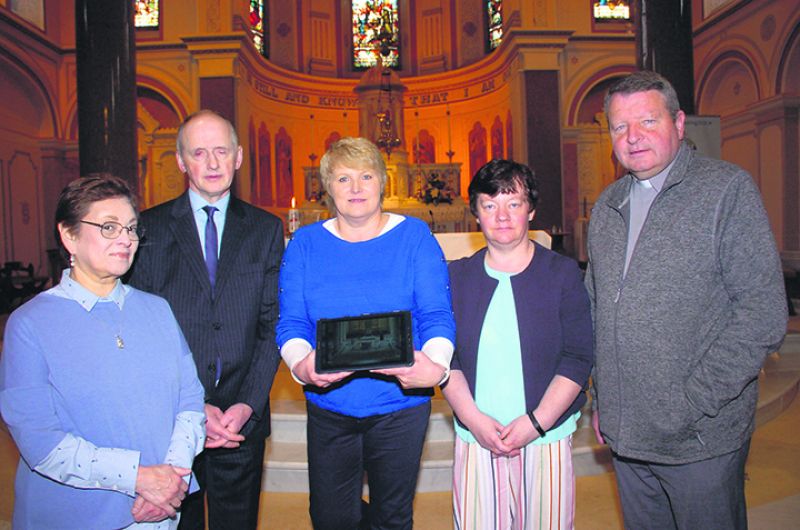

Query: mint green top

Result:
[454,261,579,445]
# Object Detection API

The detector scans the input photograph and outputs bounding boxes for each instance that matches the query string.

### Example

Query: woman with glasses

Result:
[0,175,205,529]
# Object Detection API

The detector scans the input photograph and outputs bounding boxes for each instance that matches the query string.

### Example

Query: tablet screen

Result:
[315,311,414,373]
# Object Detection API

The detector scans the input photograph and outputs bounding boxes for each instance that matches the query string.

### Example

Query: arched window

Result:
[8,0,45,29]
[250,0,268,57]
[352,0,400,69]
[487,0,503,51]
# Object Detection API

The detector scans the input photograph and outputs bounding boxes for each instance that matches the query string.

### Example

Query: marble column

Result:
[524,70,562,231]
[75,0,138,188]
[200,77,237,127]
[636,0,695,114]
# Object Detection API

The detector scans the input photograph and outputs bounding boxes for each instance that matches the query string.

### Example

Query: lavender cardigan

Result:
[447,243,594,431]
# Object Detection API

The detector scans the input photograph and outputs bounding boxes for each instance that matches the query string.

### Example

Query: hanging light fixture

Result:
[373,9,401,158]
[375,68,401,158]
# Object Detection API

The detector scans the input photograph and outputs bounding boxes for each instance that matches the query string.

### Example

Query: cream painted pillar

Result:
[752,96,800,251]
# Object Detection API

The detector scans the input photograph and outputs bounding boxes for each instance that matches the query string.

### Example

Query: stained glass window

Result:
[352,0,399,69]
[487,0,503,50]
[250,0,268,57]
[134,0,159,29]
[593,0,631,21]
[8,0,45,30]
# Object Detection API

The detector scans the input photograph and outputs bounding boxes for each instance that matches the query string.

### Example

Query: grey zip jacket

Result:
[585,141,787,464]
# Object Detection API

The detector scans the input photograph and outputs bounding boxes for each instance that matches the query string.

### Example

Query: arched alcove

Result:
[567,66,635,126]
[576,77,624,126]
[0,56,55,138]
[697,53,760,116]
[135,85,183,207]
[0,54,57,270]
[137,86,182,128]
[777,22,800,94]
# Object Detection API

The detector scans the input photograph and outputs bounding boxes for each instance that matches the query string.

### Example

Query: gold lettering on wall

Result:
[318,96,360,107]
[245,70,507,108]
[284,92,310,103]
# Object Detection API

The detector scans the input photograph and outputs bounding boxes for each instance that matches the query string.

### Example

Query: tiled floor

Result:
[1,313,799,528]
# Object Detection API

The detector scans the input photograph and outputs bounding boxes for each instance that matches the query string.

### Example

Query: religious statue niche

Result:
[469,122,488,180]
[275,128,294,208]
[491,117,504,160]
[249,0,268,57]
[414,130,435,164]
[506,110,514,160]
[355,65,405,159]
[134,0,159,29]
[487,0,503,51]
[325,132,342,151]
[352,0,400,69]
[259,123,273,206]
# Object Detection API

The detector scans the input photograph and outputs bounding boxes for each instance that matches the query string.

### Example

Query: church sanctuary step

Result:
[262,397,610,493]
[262,399,458,493]
[755,333,800,427]
[262,336,800,493]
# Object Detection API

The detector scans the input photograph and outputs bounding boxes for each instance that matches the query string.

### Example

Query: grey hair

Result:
[604,71,682,123]
[176,109,239,154]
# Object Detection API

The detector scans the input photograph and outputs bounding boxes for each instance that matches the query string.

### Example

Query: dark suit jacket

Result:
[128,191,284,440]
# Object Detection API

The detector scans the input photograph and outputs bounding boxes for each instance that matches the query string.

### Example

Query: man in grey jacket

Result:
[585,71,787,529]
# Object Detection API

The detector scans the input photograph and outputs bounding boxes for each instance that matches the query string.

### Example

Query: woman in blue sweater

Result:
[0,175,205,529]
[443,160,593,529]
[277,137,455,529]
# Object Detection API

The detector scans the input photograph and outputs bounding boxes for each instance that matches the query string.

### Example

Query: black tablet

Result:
[315,311,415,373]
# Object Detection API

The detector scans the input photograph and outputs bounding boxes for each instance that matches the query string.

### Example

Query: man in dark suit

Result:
[129,110,284,529]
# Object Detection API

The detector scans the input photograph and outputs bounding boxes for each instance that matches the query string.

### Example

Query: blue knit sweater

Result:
[277,217,455,417]
[0,285,205,529]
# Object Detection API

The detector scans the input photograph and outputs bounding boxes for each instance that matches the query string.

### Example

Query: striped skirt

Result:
[452,435,575,530]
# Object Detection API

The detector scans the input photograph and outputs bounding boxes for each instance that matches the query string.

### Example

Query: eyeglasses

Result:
[80,220,145,241]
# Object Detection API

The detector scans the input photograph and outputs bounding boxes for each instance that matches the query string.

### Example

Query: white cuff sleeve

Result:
[164,410,206,491]
[280,338,313,384]
[35,433,140,497]
[421,337,455,385]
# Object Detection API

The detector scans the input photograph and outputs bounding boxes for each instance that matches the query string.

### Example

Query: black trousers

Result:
[612,439,751,530]
[306,400,430,530]
[177,437,266,530]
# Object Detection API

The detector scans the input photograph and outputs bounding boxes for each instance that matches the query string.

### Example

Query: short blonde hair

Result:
[319,137,387,198]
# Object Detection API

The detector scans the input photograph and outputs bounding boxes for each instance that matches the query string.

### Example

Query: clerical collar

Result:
[630,158,675,194]
[50,268,129,311]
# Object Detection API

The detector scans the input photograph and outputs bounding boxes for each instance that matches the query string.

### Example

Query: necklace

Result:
[112,311,125,349]
[94,303,125,350]
[66,271,125,348]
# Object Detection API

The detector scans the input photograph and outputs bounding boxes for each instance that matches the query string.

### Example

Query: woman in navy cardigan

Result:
[443,159,593,529]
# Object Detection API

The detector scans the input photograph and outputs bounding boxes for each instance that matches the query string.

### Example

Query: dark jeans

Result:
[177,437,266,530]
[612,439,751,530]
[306,400,431,530]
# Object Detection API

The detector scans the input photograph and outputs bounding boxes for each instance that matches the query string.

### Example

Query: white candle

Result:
[446,104,452,152]
[288,196,300,234]
[415,110,420,163]
[309,114,315,156]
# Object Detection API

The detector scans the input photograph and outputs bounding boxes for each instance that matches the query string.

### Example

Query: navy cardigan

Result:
[447,243,594,432]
